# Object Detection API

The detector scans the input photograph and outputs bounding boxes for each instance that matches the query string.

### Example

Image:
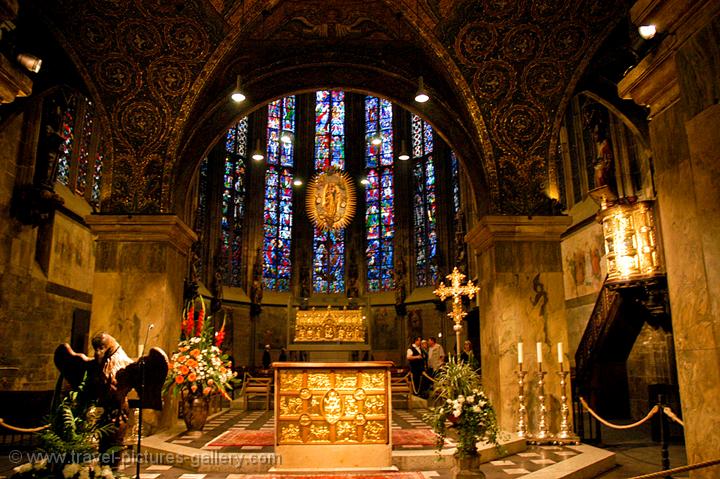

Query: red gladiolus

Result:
[185,304,195,337]
[196,308,204,336]
[215,329,225,348]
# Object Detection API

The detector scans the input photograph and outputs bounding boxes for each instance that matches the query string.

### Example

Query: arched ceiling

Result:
[35,0,630,217]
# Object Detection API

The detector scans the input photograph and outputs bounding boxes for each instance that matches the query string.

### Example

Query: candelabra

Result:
[535,365,550,441]
[515,365,528,438]
[555,363,577,442]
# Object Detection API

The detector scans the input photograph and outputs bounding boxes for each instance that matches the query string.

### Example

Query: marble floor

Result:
[0,409,692,479]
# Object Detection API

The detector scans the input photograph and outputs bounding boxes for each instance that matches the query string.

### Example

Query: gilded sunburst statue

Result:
[306,167,356,231]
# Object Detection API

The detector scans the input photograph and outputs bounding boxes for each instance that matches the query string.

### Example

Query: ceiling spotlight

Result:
[398,140,410,161]
[293,178,303,186]
[360,177,370,185]
[17,53,42,73]
[230,75,246,103]
[415,76,429,103]
[251,139,264,161]
[638,24,657,40]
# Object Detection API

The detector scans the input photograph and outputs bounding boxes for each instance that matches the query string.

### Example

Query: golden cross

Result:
[433,267,480,356]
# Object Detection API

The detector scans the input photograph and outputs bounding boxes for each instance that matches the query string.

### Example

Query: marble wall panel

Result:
[48,212,95,293]
[478,239,569,434]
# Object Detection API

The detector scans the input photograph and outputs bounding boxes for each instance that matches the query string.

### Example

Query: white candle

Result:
[517,342,523,364]
[536,342,542,363]
[138,344,144,358]
[557,342,563,363]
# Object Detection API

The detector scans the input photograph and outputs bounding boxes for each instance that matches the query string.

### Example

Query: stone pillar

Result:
[86,215,196,427]
[466,216,571,435]
[618,2,720,474]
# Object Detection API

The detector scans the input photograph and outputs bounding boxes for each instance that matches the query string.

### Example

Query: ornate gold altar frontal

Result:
[275,363,391,445]
[294,309,365,342]
[306,168,356,231]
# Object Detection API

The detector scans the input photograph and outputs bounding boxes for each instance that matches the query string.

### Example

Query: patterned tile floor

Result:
[168,409,453,453]
[0,410,690,478]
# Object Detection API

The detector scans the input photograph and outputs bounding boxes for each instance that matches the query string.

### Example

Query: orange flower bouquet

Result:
[164,295,236,401]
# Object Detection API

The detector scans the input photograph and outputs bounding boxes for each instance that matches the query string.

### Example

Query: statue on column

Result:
[582,103,617,199]
[211,239,224,314]
[393,251,407,316]
[346,253,360,309]
[454,211,468,275]
[250,246,263,315]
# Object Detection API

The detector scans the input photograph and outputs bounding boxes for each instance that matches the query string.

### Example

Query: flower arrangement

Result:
[10,376,120,479]
[164,295,236,400]
[425,356,500,458]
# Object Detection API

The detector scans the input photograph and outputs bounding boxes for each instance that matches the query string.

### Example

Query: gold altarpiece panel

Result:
[273,362,393,470]
[294,308,366,342]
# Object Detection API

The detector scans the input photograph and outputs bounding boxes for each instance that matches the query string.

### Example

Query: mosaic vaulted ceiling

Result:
[37,0,629,215]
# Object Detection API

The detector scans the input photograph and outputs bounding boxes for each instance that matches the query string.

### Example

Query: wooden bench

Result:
[238,372,273,411]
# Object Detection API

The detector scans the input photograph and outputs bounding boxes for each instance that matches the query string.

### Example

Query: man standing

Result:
[406,336,424,396]
[427,336,445,377]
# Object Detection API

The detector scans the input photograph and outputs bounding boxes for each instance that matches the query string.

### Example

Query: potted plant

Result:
[425,357,500,478]
[10,375,120,479]
[164,295,237,432]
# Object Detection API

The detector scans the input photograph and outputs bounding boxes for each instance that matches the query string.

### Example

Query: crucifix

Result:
[433,267,480,357]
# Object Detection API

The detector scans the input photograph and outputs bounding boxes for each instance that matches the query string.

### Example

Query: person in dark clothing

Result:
[262,344,272,369]
[279,347,288,362]
[406,336,425,396]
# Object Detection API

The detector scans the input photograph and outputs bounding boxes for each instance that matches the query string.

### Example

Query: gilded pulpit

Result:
[273,361,393,470]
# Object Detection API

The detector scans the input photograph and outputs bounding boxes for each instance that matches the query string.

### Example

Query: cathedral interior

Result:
[0,0,719,477]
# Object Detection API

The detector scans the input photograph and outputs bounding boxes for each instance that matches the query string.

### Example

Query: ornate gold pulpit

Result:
[273,361,393,471]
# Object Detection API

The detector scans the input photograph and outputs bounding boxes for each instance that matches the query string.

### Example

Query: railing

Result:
[574,282,621,386]
[581,394,684,479]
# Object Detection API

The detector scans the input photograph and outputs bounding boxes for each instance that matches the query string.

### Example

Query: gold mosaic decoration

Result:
[306,168,356,231]
[295,308,365,342]
[276,367,389,445]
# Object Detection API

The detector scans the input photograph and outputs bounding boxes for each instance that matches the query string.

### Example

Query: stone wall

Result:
[0,112,97,393]
[627,323,676,419]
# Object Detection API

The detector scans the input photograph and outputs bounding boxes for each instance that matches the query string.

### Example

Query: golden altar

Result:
[273,361,393,470]
[294,308,366,342]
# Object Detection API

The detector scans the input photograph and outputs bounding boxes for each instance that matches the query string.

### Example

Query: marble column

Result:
[466,215,571,435]
[86,215,197,427]
[618,2,720,474]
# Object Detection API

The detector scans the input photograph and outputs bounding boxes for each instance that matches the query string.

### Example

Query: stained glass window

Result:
[56,107,76,186]
[49,90,104,208]
[263,97,296,291]
[222,117,248,287]
[451,151,461,214]
[74,100,94,195]
[267,96,295,167]
[412,114,438,287]
[314,90,345,170]
[365,96,394,292]
[313,90,346,293]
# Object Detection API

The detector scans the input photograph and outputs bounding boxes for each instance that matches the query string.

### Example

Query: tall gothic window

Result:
[221,118,248,286]
[50,90,104,208]
[313,90,346,293]
[364,96,394,292]
[451,151,461,215]
[263,96,296,292]
[412,114,438,287]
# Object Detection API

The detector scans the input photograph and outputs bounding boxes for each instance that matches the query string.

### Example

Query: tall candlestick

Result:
[518,342,523,364]
[536,342,542,363]
[557,342,563,364]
